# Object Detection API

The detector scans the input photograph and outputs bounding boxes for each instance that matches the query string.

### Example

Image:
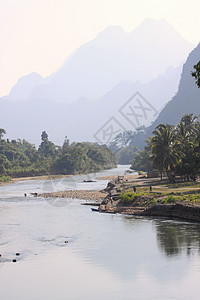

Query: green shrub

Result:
[119,192,144,204]
[190,194,200,202]
[0,175,11,183]
[162,195,176,204]
[153,198,158,204]
[138,171,144,175]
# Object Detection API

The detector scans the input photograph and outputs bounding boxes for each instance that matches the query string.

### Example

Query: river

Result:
[0,165,200,299]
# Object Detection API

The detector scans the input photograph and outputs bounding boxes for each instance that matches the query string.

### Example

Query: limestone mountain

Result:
[1,19,193,104]
[148,42,200,129]
[129,42,200,149]
[0,65,182,144]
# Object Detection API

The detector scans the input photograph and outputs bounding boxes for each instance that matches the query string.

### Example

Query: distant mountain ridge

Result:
[128,42,200,149]
[1,18,193,104]
[148,42,200,129]
[0,64,182,144]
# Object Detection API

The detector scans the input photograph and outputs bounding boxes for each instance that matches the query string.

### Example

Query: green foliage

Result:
[52,142,116,175]
[0,128,6,140]
[153,198,158,204]
[132,114,200,182]
[138,171,144,175]
[161,195,176,204]
[115,145,138,164]
[150,124,181,182]
[188,193,200,202]
[0,175,11,183]
[119,192,144,204]
[0,130,117,178]
[192,61,200,88]
[131,142,153,172]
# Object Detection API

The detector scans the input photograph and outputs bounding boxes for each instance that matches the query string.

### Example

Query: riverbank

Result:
[0,174,72,186]
[98,176,200,222]
[33,173,200,222]
[41,190,108,202]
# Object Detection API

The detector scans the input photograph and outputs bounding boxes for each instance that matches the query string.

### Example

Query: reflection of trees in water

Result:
[155,220,200,257]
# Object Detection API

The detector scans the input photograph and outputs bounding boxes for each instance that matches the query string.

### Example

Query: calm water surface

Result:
[0,165,200,299]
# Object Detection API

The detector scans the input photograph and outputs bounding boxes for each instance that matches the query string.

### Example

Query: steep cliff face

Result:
[149,43,200,129]
[128,43,200,149]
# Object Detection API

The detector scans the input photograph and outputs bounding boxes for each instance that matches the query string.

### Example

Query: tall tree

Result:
[0,128,6,140]
[150,124,181,182]
[176,114,200,180]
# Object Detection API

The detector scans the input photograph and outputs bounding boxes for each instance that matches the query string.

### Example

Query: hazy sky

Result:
[0,0,200,97]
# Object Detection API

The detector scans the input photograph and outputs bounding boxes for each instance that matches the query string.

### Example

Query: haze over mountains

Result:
[2,19,193,104]
[128,42,200,149]
[0,19,196,144]
[149,42,200,129]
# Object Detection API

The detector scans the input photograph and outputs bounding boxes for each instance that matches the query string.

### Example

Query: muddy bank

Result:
[142,204,200,222]
[41,190,108,202]
[99,201,200,222]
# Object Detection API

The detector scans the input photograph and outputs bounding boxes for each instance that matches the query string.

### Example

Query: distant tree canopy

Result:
[192,61,200,88]
[0,128,6,140]
[0,131,117,178]
[52,142,116,175]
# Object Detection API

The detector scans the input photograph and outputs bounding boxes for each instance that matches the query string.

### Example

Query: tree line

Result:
[131,114,200,182]
[0,131,117,178]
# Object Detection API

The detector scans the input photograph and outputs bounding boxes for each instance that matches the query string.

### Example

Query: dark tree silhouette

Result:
[192,61,200,88]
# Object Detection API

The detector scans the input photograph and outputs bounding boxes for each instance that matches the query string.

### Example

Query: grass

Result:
[167,181,200,189]
[161,195,176,204]
[119,192,145,204]
[118,192,200,207]
[114,175,200,208]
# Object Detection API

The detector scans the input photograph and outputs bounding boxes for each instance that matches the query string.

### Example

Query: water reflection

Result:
[155,220,200,257]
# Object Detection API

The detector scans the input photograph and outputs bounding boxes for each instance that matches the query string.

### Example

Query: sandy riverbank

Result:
[0,174,71,186]
[41,190,108,202]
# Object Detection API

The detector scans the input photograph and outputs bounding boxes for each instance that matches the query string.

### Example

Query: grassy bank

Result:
[98,176,200,221]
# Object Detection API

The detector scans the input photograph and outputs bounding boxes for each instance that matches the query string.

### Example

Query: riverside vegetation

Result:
[0,130,117,180]
[131,113,200,183]
[97,174,200,222]
[130,61,200,181]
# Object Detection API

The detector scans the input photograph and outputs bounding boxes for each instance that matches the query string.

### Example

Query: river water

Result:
[0,165,200,300]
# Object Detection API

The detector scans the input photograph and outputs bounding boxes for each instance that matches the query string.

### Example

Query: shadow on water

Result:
[154,219,200,257]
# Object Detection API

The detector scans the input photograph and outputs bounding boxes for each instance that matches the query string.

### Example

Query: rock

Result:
[103,181,116,192]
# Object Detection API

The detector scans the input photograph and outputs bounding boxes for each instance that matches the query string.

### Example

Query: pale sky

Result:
[0,0,200,97]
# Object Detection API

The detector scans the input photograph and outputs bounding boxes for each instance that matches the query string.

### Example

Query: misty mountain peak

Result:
[96,25,125,38]
[2,72,44,102]
[1,19,194,104]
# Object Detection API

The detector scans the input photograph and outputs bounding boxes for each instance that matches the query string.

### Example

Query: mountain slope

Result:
[0,65,182,144]
[2,73,44,102]
[148,43,200,129]
[1,19,193,104]
[128,43,200,149]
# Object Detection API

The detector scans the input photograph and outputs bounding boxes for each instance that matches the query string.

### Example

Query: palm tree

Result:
[176,114,200,181]
[150,124,181,182]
